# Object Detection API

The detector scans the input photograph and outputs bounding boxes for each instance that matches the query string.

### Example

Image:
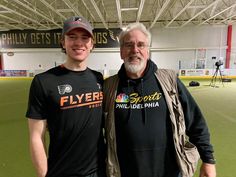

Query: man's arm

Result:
[177,79,216,176]
[28,118,47,177]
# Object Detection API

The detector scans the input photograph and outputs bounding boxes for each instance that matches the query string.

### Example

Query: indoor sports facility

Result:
[0,0,236,176]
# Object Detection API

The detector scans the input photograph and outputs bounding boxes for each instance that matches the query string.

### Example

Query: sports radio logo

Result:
[58,84,72,95]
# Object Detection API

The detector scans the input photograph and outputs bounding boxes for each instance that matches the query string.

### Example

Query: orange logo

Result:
[60,91,103,110]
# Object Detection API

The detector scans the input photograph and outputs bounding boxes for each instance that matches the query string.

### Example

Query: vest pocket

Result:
[183,141,200,176]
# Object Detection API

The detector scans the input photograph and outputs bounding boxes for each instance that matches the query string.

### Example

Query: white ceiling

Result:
[0,0,236,31]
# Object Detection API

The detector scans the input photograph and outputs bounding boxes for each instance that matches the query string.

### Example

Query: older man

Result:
[103,22,216,177]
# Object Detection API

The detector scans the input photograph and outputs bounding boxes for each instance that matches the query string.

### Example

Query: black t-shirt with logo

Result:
[26,66,105,177]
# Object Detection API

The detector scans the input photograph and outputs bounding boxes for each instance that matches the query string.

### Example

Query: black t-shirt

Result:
[26,66,105,177]
[115,61,180,177]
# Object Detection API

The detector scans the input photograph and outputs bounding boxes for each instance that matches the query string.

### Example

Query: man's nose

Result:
[130,45,140,52]
[74,37,83,44]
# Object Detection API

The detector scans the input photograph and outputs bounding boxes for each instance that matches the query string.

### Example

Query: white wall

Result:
[87,51,122,76]
[87,51,122,70]
[151,50,195,70]
[2,50,65,71]
[1,24,236,71]
[151,25,227,49]
[150,25,228,70]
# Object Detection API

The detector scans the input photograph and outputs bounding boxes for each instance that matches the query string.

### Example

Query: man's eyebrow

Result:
[82,34,90,37]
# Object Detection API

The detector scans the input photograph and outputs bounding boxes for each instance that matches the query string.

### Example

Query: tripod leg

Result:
[219,69,224,86]
[214,70,218,86]
[210,69,218,87]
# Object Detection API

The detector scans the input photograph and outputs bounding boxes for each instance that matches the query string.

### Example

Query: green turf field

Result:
[0,78,235,177]
[0,79,34,177]
[182,79,236,177]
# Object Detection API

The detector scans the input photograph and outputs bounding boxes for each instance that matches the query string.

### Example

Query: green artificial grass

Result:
[182,79,236,177]
[0,79,34,177]
[0,78,235,177]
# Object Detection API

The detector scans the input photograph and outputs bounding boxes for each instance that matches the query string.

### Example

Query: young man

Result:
[103,22,216,177]
[26,16,106,177]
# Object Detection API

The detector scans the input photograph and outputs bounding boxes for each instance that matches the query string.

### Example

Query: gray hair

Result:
[119,22,151,47]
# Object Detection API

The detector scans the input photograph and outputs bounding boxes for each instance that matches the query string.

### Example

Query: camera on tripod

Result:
[210,59,225,87]
[215,60,223,68]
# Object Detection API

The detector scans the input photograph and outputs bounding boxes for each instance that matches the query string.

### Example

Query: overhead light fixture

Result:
[121,26,127,31]
[121,7,138,11]
[7,52,14,56]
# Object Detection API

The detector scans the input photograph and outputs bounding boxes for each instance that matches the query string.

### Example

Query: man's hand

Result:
[199,162,216,177]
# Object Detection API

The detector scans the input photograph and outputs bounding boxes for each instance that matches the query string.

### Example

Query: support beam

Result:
[166,0,195,27]
[136,0,145,22]
[39,0,66,20]
[63,0,83,17]
[14,0,61,28]
[81,0,96,21]
[90,0,108,29]
[149,0,171,29]
[0,14,33,29]
[115,0,122,28]
[0,4,49,29]
[226,25,232,69]
[199,3,236,26]
[181,0,221,27]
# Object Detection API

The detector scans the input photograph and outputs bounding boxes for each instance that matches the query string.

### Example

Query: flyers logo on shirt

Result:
[58,84,72,95]
[58,84,103,110]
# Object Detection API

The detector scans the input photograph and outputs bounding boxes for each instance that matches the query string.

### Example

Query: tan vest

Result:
[103,69,200,177]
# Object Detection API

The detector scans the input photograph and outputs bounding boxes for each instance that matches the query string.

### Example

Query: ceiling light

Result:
[121,7,138,11]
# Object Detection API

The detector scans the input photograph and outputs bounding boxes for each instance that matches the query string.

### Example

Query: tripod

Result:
[210,66,224,87]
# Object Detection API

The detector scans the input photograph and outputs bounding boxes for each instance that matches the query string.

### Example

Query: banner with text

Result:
[0,70,27,77]
[0,28,121,48]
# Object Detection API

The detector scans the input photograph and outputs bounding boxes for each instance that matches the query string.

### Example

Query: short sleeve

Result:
[25,75,48,120]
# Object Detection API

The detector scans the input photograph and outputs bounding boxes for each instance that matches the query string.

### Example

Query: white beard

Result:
[124,58,146,74]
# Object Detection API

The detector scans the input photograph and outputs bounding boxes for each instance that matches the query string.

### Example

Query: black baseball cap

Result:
[62,16,93,37]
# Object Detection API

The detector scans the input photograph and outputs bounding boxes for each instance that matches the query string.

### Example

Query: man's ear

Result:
[60,38,66,53]
[120,47,125,61]
[91,43,94,50]
[90,39,95,52]
[61,39,65,48]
